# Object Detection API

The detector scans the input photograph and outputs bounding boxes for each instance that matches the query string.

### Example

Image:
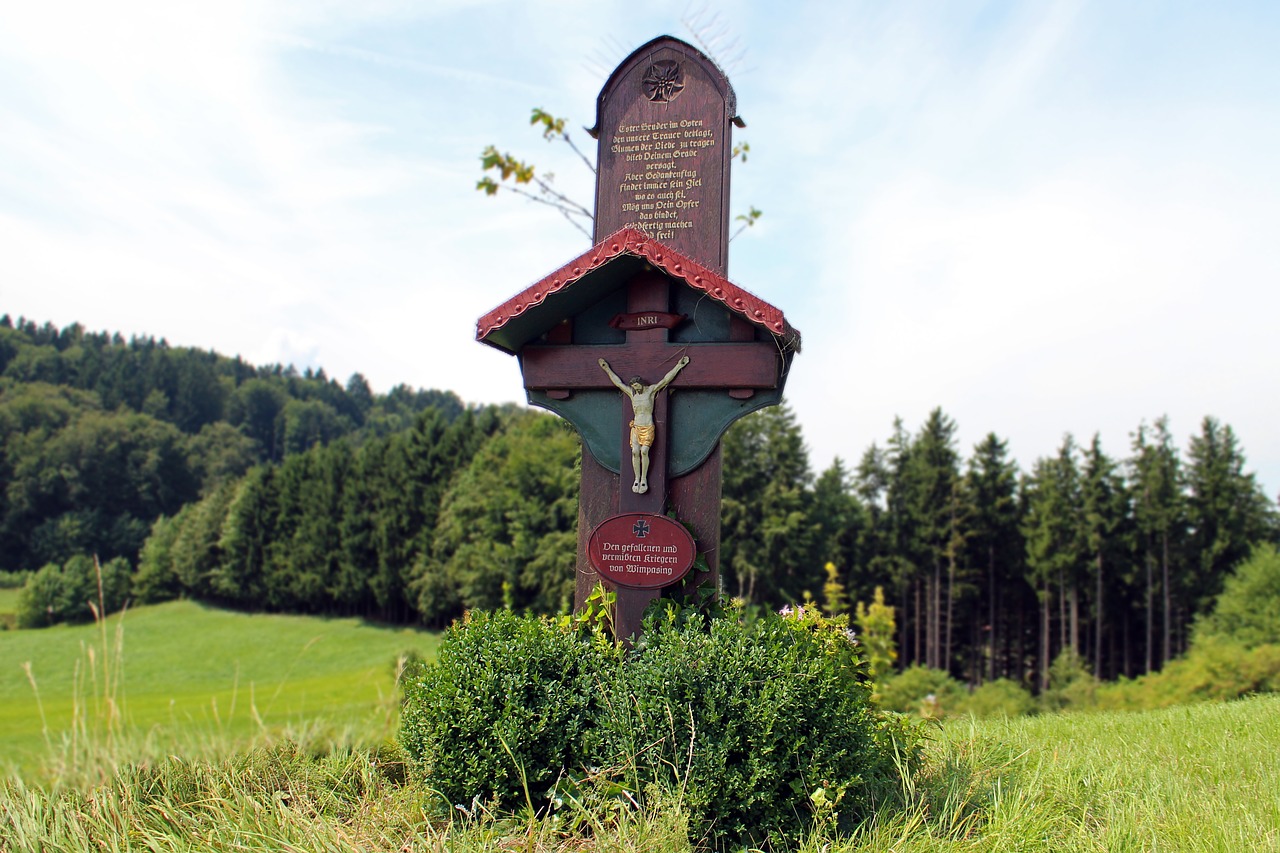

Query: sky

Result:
[2,0,1278,498]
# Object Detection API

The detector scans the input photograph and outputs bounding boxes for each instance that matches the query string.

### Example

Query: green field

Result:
[849,696,1280,850]
[3,603,1279,850]
[4,694,1278,850]
[0,600,439,771]
[0,588,19,629]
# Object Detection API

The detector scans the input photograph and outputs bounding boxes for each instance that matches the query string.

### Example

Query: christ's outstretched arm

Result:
[598,358,628,392]
[652,355,690,393]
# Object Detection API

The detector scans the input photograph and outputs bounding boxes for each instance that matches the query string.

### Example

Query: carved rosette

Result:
[642,60,684,103]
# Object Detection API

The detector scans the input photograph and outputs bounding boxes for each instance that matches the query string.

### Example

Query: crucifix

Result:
[517,267,782,515]
[477,36,800,641]
[598,354,689,494]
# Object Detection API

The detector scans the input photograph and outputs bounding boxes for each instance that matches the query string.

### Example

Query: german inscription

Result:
[587,512,696,589]
[593,37,736,274]
[611,117,717,243]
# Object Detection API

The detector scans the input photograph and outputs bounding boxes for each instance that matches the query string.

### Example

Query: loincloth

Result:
[629,421,655,447]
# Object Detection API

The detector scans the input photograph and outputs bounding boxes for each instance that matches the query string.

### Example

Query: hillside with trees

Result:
[3,314,1277,692]
[0,314,463,575]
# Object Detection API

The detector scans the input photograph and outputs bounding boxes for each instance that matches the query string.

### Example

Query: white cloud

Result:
[790,161,1280,483]
[1,0,1277,496]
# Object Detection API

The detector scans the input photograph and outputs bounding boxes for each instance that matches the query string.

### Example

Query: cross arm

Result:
[520,342,779,392]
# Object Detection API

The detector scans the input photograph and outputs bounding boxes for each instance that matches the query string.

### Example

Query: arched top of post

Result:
[586,35,742,140]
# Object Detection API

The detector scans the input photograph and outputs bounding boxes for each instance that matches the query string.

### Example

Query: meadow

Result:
[2,602,1278,850]
[0,587,18,629]
[0,600,439,775]
[849,697,1280,850]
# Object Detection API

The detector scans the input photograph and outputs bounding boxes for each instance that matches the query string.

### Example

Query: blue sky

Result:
[2,0,1278,497]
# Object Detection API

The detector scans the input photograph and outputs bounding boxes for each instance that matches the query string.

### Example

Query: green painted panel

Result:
[573,290,628,344]
[671,285,732,343]
[528,348,794,476]
[529,389,622,471]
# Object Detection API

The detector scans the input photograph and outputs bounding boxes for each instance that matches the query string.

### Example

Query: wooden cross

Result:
[520,271,777,515]
[476,36,799,642]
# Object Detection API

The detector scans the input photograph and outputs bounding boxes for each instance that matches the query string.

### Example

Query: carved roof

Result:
[476,227,801,355]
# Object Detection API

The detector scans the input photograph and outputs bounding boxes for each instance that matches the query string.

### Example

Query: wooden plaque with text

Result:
[592,36,737,276]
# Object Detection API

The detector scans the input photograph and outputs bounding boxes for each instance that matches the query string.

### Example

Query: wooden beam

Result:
[520,342,778,391]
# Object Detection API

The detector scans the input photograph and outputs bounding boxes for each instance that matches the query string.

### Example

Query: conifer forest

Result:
[2,314,1276,689]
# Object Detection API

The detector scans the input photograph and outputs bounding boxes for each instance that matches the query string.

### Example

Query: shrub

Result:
[400,604,910,849]
[956,678,1036,718]
[1195,543,1280,649]
[16,554,131,628]
[1041,648,1098,712]
[878,665,967,717]
[1096,638,1280,709]
[399,609,616,809]
[0,569,33,589]
[595,605,899,847]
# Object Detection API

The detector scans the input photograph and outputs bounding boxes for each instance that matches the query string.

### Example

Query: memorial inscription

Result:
[587,512,695,589]
[611,118,716,242]
[593,38,737,275]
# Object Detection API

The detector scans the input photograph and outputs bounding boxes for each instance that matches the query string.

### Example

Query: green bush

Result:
[1090,546,1280,712]
[0,569,33,589]
[1195,543,1280,649]
[16,554,131,628]
[1096,638,1280,709]
[399,604,911,849]
[956,678,1036,718]
[399,609,616,809]
[878,665,967,717]
[599,605,900,846]
[1041,648,1098,712]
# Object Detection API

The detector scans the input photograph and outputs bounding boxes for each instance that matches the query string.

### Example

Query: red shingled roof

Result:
[476,228,800,354]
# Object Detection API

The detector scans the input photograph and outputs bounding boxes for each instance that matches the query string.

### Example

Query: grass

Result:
[0,742,696,852]
[4,696,1278,851]
[835,696,1280,851]
[3,600,1278,850]
[0,600,439,775]
[0,587,19,629]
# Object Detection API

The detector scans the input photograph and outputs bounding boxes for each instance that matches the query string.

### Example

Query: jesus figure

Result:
[598,355,690,494]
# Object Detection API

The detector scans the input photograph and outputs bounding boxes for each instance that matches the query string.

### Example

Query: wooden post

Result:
[476,36,799,643]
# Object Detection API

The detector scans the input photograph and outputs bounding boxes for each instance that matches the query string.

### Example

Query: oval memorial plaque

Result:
[587,512,696,589]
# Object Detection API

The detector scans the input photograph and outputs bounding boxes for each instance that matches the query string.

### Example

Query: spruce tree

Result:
[1185,417,1277,613]
[964,433,1022,682]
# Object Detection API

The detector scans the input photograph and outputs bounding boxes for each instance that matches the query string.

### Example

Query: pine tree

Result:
[1129,417,1186,670]
[415,413,579,624]
[902,408,960,671]
[1079,434,1130,679]
[720,403,814,604]
[963,433,1023,683]
[1021,436,1085,689]
[213,465,276,607]
[1184,417,1278,613]
[811,458,869,603]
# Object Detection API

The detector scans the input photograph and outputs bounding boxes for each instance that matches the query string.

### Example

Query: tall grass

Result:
[831,697,1280,851]
[1,742,699,852]
[5,697,1278,851]
[1,599,439,778]
[4,574,1277,851]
